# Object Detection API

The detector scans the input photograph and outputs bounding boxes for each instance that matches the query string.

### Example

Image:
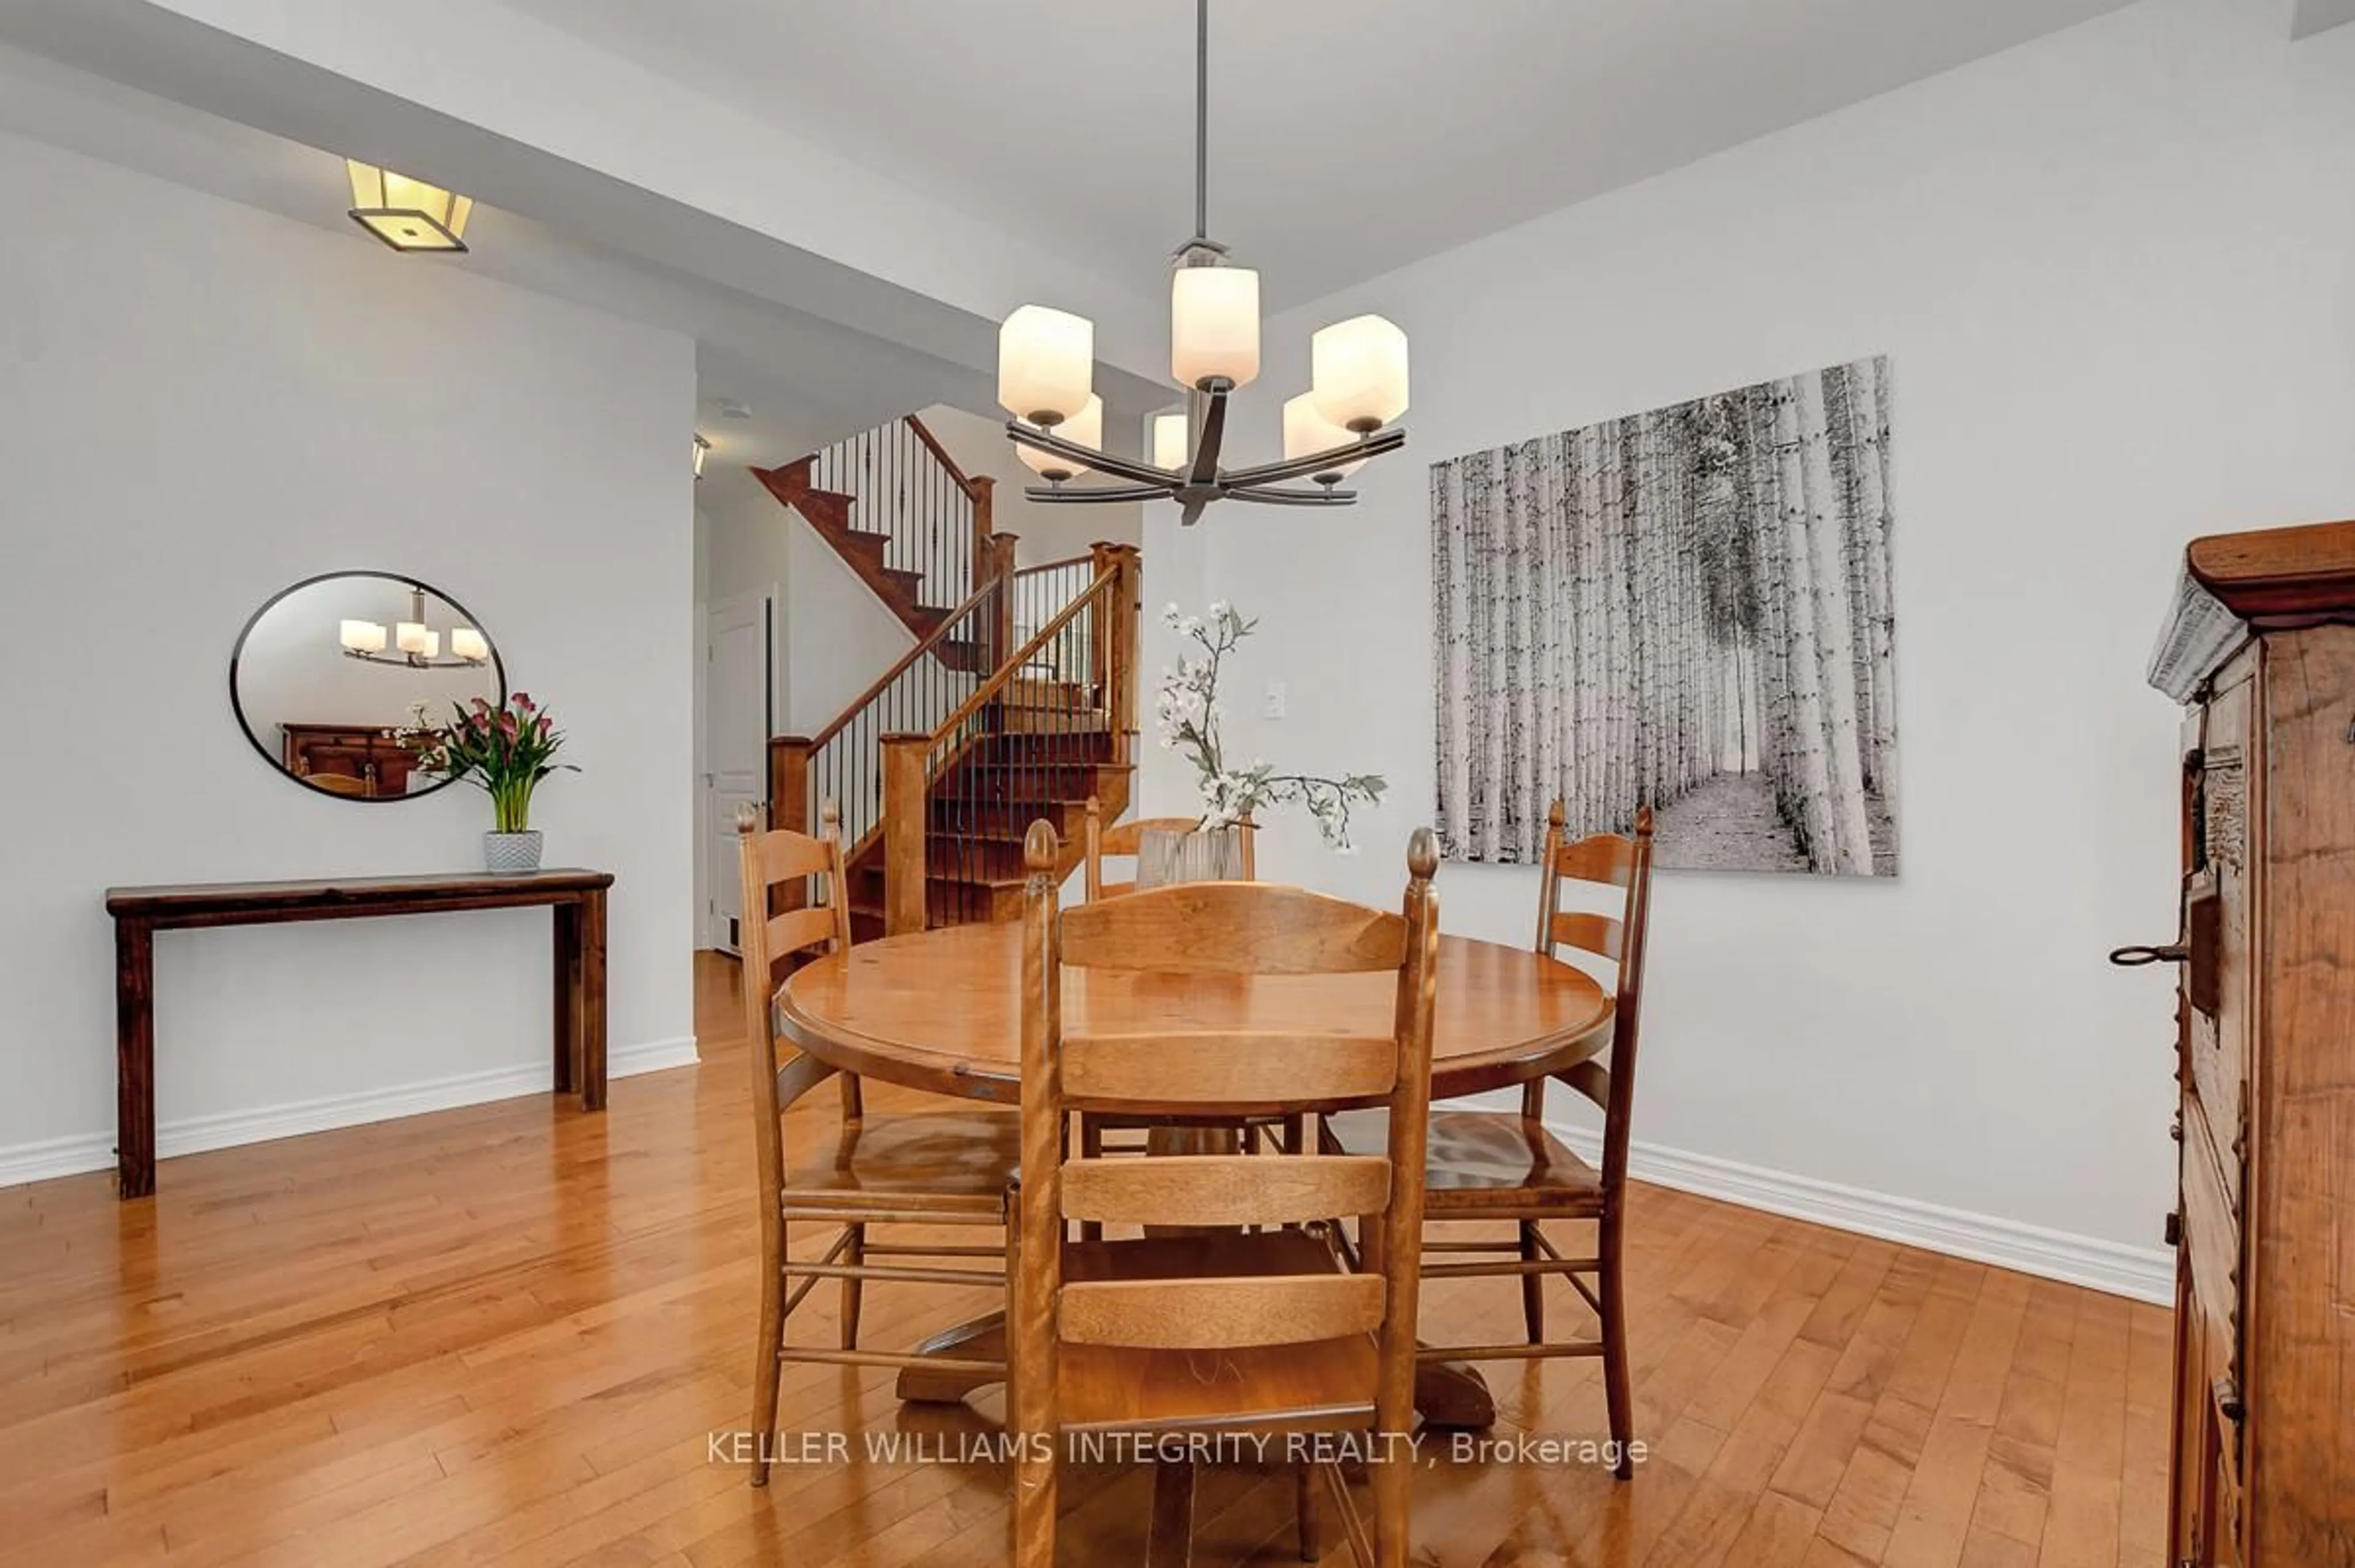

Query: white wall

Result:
[1163,0,2355,1296]
[696,464,914,738]
[913,404,1144,568]
[0,129,699,1184]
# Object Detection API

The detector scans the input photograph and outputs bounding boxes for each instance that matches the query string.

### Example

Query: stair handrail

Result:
[904,414,981,499]
[808,572,1001,756]
[921,565,1119,761]
[788,414,998,602]
[872,542,1141,933]
[904,414,997,594]
[769,540,1016,849]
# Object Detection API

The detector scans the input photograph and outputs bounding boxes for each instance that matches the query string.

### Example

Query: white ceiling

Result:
[496,0,2137,310]
[2297,0,2355,36]
[0,36,1022,472]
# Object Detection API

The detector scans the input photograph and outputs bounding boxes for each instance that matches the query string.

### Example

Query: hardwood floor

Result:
[0,953,2167,1566]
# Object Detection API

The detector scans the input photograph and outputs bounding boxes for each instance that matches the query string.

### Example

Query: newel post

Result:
[768,736,813,835]
[970,475,997,592]
[880,733,930,936]
[989,531,1020,670]
[1091,541,1143,765]
[766,736,814,918]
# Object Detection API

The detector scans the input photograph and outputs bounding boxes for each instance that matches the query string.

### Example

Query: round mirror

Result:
[229,572,505,801]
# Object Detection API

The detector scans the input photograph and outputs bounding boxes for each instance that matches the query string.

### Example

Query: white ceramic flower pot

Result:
[483,830,544,874]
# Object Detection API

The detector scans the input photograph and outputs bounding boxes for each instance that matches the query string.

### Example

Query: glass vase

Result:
[1136,824,1250,890]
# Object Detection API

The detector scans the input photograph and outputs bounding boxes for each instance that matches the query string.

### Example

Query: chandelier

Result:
[996,0,1408,526]
[339,586,489,669]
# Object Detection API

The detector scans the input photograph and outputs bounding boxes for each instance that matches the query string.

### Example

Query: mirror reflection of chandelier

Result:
[339,586,490,669]
[996,0,1409,526]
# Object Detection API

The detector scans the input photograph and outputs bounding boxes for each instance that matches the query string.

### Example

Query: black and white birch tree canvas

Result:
[1432,356,1899,876]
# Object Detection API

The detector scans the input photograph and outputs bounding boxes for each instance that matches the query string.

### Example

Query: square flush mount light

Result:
[347,161,473,253]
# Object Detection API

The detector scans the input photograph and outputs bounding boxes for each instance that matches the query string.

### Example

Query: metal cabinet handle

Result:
[2214,1376,2245,1424]
[2110,944,2190,966]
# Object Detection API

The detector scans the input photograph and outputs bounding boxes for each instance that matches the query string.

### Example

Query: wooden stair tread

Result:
[953,761,1135,775]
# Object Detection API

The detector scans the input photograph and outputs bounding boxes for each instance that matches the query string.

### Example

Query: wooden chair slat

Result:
[1060,884,1407,976]
[1060,1154,1391,1229]
[752,830,834,884]
[1063,1033,1398,1107]
[1059,1274,1386,1350]
[767,906,837,960]
[1097,816,1200,860]
[1553,832,1636,887]
[1549,911,1624,962]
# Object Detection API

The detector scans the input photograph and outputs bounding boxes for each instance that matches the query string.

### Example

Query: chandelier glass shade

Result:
[1152,411,1191,470]
[996,0,1407,525]
[1283,393,1365,485]
[1169,262,1260,391]
[998,306,1095,426]
[1016,394,1103,481]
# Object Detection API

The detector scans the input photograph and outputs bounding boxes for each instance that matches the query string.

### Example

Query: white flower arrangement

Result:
[1156,602,1385,851]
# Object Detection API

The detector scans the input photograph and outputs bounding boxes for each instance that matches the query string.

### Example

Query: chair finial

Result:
[1407,826,1439,881]
[735,801,761,835]
[1547,798,1566,830]
[1634,803,1655,836]
[821,798,841,836]
[1025,819,1060,873]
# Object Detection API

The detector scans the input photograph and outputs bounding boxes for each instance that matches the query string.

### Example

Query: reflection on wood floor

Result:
[0,952,2166,1566]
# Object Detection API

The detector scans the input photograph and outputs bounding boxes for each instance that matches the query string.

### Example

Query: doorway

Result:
[700,590,773,954]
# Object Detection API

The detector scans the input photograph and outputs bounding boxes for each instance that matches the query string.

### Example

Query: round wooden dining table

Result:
[776,917,1615,1426]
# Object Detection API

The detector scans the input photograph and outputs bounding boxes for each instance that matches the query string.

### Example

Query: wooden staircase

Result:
[751,415,998,662]
[772,544,1141,941]
[844,723,1128,939]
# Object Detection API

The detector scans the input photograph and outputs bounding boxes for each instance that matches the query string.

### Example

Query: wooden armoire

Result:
[2129,518,2355,1566]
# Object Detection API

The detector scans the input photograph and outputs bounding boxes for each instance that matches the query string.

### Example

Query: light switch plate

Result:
[1262,681,1287,720]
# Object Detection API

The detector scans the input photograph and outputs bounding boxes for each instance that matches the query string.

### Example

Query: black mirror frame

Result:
[228,569,508,803]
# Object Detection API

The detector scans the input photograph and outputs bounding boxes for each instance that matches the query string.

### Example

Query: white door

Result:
[703,593,772,953]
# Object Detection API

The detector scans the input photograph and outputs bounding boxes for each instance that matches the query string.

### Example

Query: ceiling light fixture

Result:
[339,586,490,669]
[346,160,473,253]
[694,433,713,480]
[997,0,1407,525]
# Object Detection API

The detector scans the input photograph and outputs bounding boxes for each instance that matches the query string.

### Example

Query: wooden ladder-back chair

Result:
[1082,795,1255,901]
[735,803,1022,1488]
[1322,799,1655,1479]
[1009,820,1443,1568]
[1078,797,1285,1187]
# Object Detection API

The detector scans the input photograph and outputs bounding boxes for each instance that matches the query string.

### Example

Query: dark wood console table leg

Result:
[114,919,156,1200]
[580,890,608,1112]
[553,901,581,1096]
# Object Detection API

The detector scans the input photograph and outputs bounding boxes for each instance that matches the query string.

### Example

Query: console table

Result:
[103,869,613,1199]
